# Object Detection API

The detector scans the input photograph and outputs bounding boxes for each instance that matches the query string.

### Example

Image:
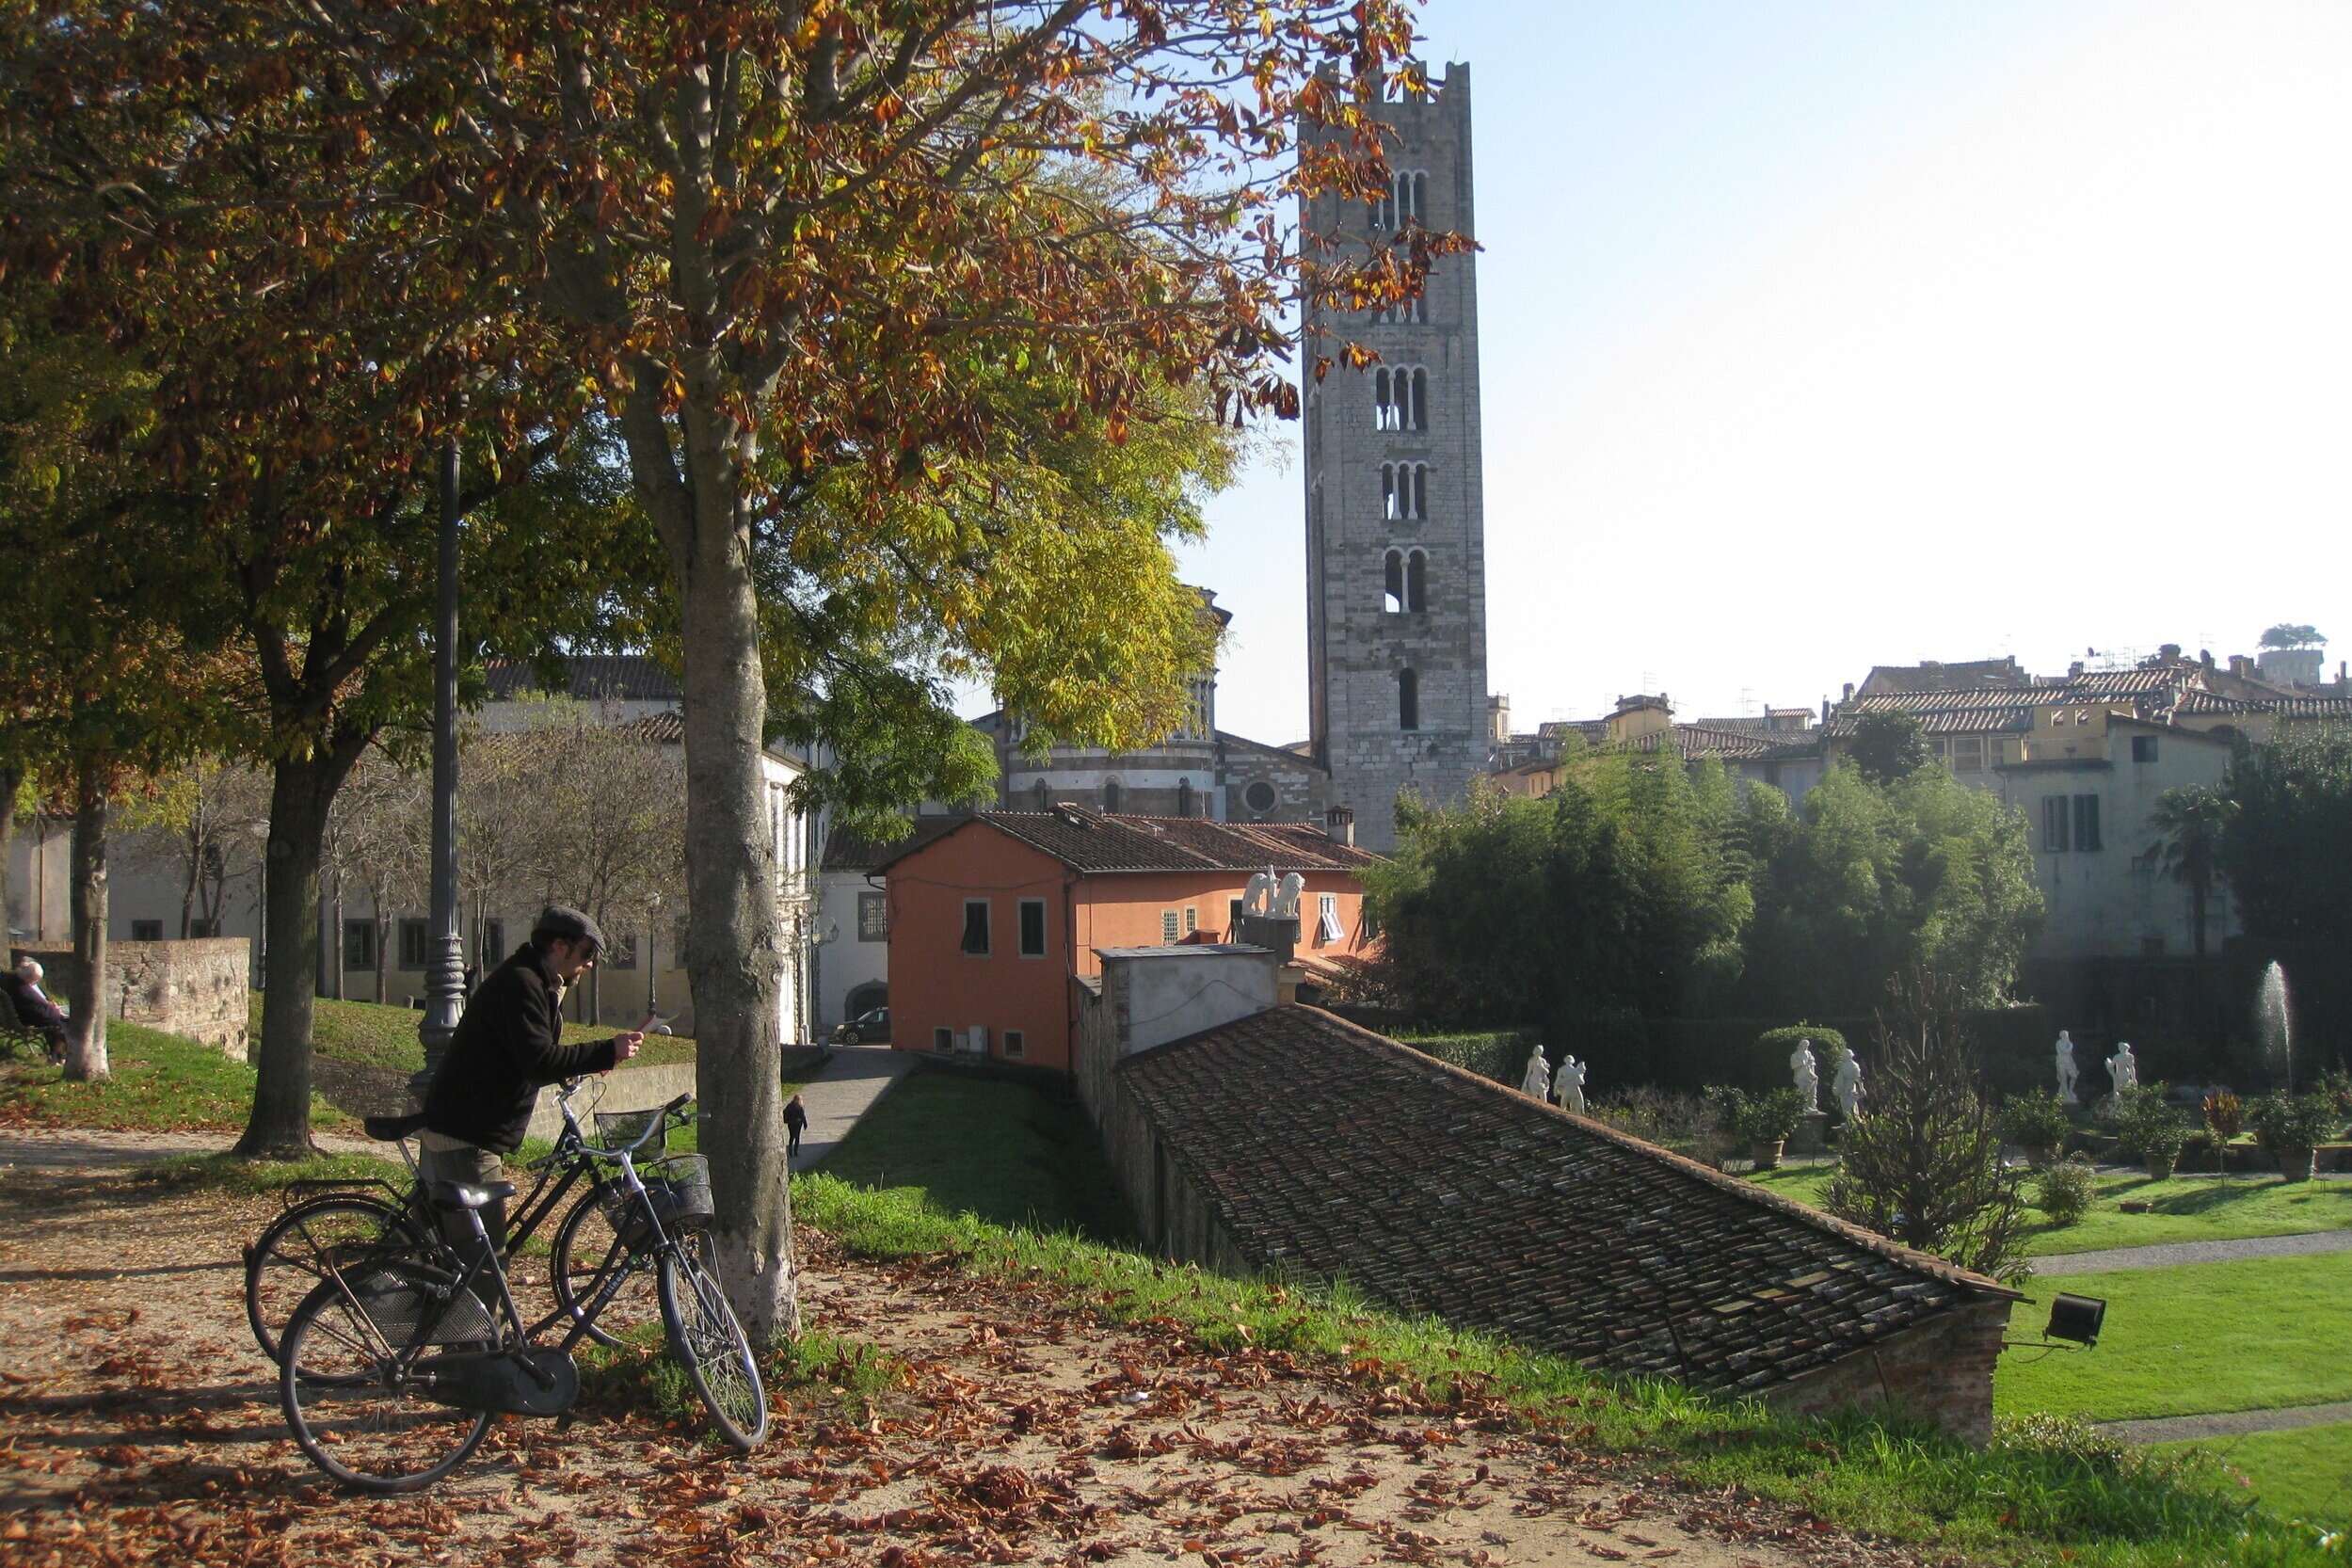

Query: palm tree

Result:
[2149,786,2234,957]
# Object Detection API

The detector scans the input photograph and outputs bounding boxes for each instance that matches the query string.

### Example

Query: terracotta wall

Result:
[13,938,252,1061]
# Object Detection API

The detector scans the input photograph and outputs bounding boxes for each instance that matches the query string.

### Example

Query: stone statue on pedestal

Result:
[1790,1040,1820,1113]
[1832,1052,1864,1120]
[2055,1031,2079,1105]
[1520,1045,1552,1101]
[2108,1041,2138,1096]
[1554,1055,1587,1116]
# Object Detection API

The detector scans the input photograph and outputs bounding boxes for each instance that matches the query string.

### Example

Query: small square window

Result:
[1004,1031,1025,1061]
[189,918,219,939]
[933,1027,953,1052]
[605,936,638,970]
[961,900,991,955]
[1228,897,1245,937]
[2073,793,2103,853]
[479,920,506,965]
[858,890,888,941]
[2042,796,2071,854]
[1161,909,1180,944]
[130,919,164,943]
[1952,736,1986,773]
[343,920,377,971]
[2132,734,2158,763]
[1318,893,1343,945]
[1184,906,1198,935]
[1018,899,1047,957]
[399,918,432,969]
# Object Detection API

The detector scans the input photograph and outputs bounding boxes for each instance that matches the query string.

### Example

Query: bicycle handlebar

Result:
[577,1093,694,1161]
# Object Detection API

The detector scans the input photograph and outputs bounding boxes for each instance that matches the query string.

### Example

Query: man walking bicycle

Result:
[418,905,640,1252]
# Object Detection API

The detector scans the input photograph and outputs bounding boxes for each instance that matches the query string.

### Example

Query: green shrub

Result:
[1586,1086,1712,1156]
[1701,1083,1749,1136]
[1396,1030,1532,1087]
[2249,1092,2338,1156]
[1998,1089,2073,1149]
[1756,1023,1848,1079]
[2115,1085,2187,1163]
[1737,1086,1807,1144]
[2031,1160,2098,1226]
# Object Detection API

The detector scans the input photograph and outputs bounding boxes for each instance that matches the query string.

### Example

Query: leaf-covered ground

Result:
[0,1168,1934,1568]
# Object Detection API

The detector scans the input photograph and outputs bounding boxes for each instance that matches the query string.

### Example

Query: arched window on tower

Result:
[1410,368,1429,431]
[1102,778,1122,813]
[1372,368,1396,431]
[1032,778,1050,810]
[1398,668,1419,732]
[1383,550,1405,614]
[1405,549,1428,613]
[1176,778,1193,819]
[1381,463,1429,522]
[1413,463,1428,519]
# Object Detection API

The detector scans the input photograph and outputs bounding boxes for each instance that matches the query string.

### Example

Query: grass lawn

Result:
[1747,1162,2352,1256]
[0,1021,346,1133]
[2154,1421,2352,1528]
[815,1069,1133,1243]
[270,993,698,1076]
[1996,1251,2352,1422]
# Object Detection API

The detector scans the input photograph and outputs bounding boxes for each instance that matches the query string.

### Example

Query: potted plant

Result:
[2249,1092,2337,1183]
[2114,1084,2187,1181]
[1999,1090,2073,1169]
[1738,1088,1806,1171]
[2200,1090,2244,1176]
[1700,1085,1748,1171]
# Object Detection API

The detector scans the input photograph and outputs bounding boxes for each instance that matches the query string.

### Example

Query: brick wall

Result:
[1763,1296,2014,1445]
[12,938,252,1061]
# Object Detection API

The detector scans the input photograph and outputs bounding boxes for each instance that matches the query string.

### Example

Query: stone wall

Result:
[13,938,252,1061]
[522,1061,701,1147]
[1762,1296,2014,1446]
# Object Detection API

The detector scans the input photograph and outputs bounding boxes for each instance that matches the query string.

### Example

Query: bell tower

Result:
[1302,65,1490,852]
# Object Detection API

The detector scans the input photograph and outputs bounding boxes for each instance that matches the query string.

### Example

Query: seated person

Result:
[417,906,640,1254]
[0,960,69,1064]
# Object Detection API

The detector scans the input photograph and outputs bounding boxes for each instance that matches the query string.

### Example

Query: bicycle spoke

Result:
[281,1277,490,1492]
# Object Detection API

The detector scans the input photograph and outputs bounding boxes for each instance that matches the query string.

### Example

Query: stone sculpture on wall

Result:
[1832,1052,1864,1120]
[2055,1031,2079,1105]
[1553,1054,1587,1116]
[2107,1042,2138,1096]
[1790,1040,1820,1113]
[1520,1044,1552,1100]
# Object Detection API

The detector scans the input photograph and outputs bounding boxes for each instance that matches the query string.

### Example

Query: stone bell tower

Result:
[1302,64,1490,853]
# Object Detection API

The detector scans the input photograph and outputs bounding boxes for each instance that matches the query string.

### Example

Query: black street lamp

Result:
[411,435,466,1100]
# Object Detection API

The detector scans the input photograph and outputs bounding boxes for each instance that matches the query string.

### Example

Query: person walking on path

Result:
[418,905,639,1252]
[784,1093,808,1160]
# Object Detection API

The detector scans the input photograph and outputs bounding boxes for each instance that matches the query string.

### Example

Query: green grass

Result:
[815,1069,1135,1243]
[1747,1163,2352,1256]
[790,1172,2343,1567]
[266,992,699,1076]
[2155,1423,2352,1529]
[1997,1252,2352,1422]
[0,1020,346,1133]
[136,1148,405,1195]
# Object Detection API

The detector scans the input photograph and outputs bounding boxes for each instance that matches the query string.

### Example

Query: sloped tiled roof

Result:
[486,654,681,704]
[1855,658,2030,696]
[822,814,971,873]
[1119,1007,2012,1395]
[876,808,1383,876]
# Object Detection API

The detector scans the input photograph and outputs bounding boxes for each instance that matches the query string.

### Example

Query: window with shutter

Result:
[961,900,991,955]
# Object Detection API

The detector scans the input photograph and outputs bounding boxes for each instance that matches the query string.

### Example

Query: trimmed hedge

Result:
[1394,1030,1535,1087]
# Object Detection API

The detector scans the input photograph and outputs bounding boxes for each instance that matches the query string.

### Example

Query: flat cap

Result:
[532,904,607,952]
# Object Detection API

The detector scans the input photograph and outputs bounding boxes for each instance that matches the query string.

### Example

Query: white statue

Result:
[1242,869,1276,918]
[1554,1055,1587,1116]
[2108,1041,2138,1096]
[1520,1045,1553,1100]
[1272,872,1305,920]
[1790,1040,1820,1113]
[1832,1052,1864,1120]
[2055,1031,2079,1105]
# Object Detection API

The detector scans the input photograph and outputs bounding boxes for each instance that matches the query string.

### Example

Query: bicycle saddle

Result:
[430,1180,518,1211]
[363,1112,429,1142]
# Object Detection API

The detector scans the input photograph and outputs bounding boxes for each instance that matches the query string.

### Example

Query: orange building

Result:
[875,806,1381,1075]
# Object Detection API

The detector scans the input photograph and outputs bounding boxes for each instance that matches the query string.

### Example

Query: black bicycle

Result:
[244,1079,684,1364]
[277,1094,766,1492]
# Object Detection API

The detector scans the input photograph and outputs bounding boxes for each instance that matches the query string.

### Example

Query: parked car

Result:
[832,1007,889,1046]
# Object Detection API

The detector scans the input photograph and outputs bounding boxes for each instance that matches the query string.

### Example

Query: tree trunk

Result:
[678,532,795,1343]
[63,757,109,1082]
[0,762,18,939]
[328,873,345,1001]
[236,751,356,1159]
[179,823,200,938]
[373,890,389,1004]
[2190,879,2208,959]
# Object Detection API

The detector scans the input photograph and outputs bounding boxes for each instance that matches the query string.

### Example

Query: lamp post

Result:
[411,435,466,1102]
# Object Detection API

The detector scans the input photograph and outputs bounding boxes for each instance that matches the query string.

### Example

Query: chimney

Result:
[2230,655,2253,680]
[2160,643,2181,662]
[2068,661,2085,678]
[1841,681,1854,703]
[1324,805,1355,848]
[1098,947,1281,1057]
[2200,649,2215,670]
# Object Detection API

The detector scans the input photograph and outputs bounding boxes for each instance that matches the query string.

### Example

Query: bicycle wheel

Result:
[247,1193,429,1364]
[549,1185,664,1348]
[657,1244,768,1450]
[279,1270,494,1494]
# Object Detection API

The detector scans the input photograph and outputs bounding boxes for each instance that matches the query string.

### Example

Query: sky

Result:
[1160,0,2352,744]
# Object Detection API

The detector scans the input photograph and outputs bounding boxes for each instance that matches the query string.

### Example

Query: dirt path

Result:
[0,1169,1940,1568]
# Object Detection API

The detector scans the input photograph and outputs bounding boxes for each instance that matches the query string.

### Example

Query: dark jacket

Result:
[783,1099,808,1132]
[0,972,67,1034]
[423,942,618,1153]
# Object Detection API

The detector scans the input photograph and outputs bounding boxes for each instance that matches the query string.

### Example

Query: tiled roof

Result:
[486,654,681,704]
[2175,690,2261,715]
[624,712,685,744]
[876,808,1383,876]
[1823,696,2038,739]
[822,814,971,873]
[1855,658,2030,696]
[1119,1006,2012,1395]
[2175,689,2352,719]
